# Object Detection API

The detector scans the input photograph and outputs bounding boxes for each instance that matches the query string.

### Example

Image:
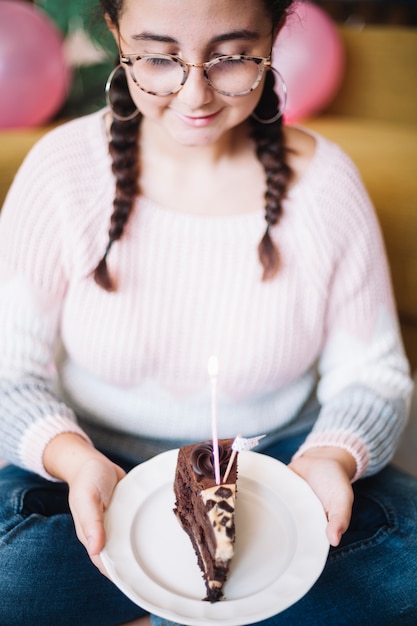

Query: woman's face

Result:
[111,0,273,148]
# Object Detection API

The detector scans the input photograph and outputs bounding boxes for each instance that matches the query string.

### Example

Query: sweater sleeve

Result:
[0,131,92,480]
[292,144,413,479]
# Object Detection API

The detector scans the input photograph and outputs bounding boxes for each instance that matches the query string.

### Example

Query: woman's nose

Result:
[176,65,214,108]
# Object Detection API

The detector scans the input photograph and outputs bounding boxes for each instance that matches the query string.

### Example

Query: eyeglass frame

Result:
[118,50,273,97]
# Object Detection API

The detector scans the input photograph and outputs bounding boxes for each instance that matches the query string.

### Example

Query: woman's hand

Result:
[43,433,125,575]
[67,455,125,575]
[288,447,356,547]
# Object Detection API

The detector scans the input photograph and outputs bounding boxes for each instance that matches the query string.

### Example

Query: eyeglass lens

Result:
[130,56,263,96]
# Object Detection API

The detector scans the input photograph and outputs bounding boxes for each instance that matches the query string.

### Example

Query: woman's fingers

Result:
[326,510,350,546]
[70,485,106,554]
[289,447,355,547]
[68,458,126,558]
[90,552,111,578]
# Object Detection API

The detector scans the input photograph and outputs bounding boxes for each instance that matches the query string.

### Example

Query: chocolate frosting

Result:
[190,441,231,478]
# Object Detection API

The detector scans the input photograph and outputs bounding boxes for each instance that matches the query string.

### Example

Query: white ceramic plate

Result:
[101,449,329,625]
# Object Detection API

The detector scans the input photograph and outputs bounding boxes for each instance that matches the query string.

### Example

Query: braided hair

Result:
[251,69,292,280]
[95,0,294,290]
[94,66,141,290]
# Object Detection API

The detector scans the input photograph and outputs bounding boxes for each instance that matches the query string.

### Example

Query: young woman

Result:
[0,0,416,624]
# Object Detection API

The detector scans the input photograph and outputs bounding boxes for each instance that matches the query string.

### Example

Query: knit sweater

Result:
[0,110,412,480]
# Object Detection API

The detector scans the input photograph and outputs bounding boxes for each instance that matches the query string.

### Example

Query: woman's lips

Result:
[173,110,221,127]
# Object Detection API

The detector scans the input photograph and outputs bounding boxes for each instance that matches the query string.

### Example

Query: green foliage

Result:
[35,0,114,48]
[35,0,117,117]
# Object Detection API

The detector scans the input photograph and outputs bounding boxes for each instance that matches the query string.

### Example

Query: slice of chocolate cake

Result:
[173,439,238,602]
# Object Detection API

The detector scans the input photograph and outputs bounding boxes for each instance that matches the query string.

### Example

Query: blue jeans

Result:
[1,435,417,625]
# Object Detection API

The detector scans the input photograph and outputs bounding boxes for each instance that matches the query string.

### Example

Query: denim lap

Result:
[1,453,417,625]
[0,465,145,626]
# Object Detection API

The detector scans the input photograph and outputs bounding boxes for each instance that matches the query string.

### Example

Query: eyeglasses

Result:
[119,52,272,97]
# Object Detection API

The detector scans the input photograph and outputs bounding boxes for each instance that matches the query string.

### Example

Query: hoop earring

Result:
[105,65,140,122]
[251,68,287,125]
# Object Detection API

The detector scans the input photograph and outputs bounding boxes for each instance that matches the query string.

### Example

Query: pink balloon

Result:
[273,1,345,122]
[0,0,71,128]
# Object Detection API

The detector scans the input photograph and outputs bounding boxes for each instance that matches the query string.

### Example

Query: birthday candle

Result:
[207,355,221,485]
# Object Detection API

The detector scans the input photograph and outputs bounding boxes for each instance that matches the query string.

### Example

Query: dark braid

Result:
[250,69,292,280]
[93,65,141,290]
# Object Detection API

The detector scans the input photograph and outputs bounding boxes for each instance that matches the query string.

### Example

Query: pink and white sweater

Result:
[0,111,412,480]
